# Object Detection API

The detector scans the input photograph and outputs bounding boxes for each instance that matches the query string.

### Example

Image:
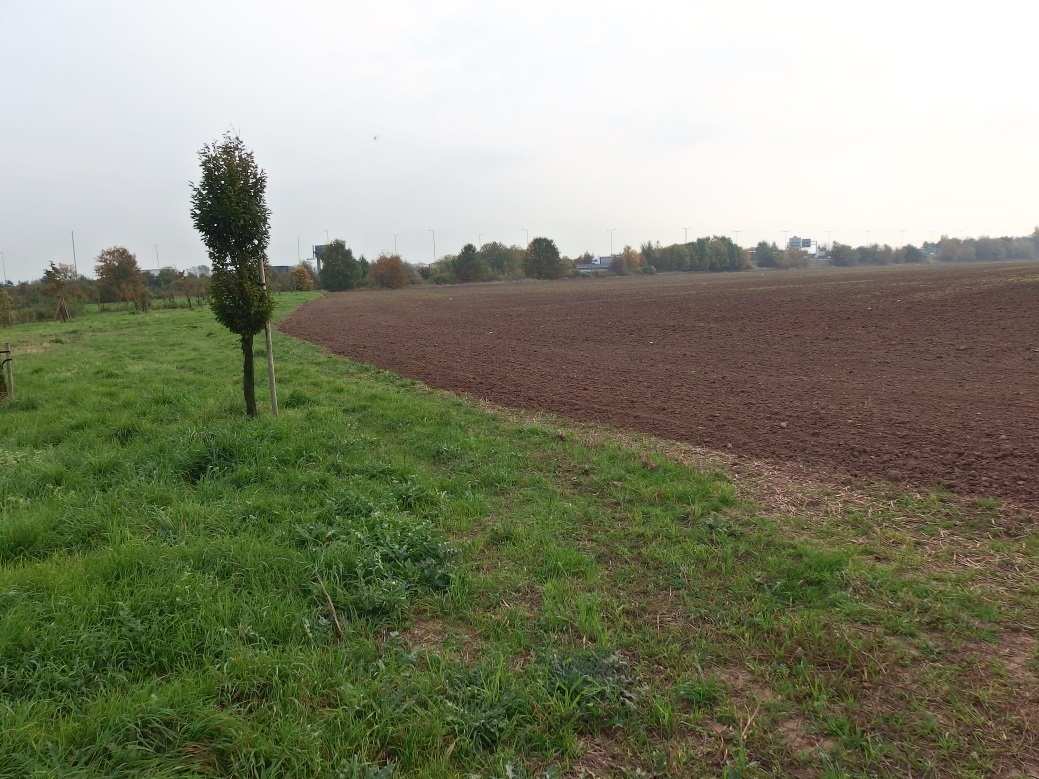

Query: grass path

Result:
[0,296,1035,777]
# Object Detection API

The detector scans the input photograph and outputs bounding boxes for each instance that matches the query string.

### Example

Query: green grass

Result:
[0,296,1036,777]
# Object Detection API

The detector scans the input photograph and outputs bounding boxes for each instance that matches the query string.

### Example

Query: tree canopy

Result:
[189,132,273,416]
[319,240,362,291]
[523,237,564,279]
[453,243,489,283]
[189,132,273,341]
[94,248,146,305]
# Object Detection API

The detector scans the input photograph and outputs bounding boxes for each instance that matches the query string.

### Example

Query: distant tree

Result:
[523,237,564,279]
[752,241,781,268]
[829,242,856,266]
[478,242,525,278]
[610,245,643,275]
[454,243,489,282]
[292,264,315,290]
[189,132,274,417]
[776,248,808,269]
[94,248,147,307]
[319,239,361,291]
[0,288,13,326]
[371,254,410,289]
[42,262,81,301]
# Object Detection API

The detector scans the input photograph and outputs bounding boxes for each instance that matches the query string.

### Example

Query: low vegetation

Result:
[0,297,1035,777]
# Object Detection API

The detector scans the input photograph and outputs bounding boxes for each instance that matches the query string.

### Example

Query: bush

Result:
[370,254,410,289]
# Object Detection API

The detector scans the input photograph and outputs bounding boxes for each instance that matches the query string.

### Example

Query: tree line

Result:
[0,249,212,325]
[4,224,1039,328]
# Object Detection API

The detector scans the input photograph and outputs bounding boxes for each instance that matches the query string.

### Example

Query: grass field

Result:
[0,296,1036,777]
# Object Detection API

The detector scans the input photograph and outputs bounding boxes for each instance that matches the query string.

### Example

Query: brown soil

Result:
[281,263,1039,505]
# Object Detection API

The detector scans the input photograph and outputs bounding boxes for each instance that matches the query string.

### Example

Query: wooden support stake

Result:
[258,261,278,416]
[2,342,12,402]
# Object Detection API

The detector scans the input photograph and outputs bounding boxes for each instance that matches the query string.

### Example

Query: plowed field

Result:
[282,263,1039,504]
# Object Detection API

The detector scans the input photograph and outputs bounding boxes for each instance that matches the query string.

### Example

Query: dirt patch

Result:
[569,733,641,778]
[391,617,481,663]
[972,631,1038,686]
[282,263,1039,506]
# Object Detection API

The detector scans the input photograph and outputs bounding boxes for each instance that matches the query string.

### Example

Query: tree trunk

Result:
[241,333,257,417]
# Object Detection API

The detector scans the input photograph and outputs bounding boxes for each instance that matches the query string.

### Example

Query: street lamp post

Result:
[428,228,436,261]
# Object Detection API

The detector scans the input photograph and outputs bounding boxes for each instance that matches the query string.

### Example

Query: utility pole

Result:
[683,226,688,243]
[324,229,330,245]
[257,259,278,416]
[521,227,529,246]
[393,233,399,254]
[733,229,741,247]
[1,250,6,285]
[71,231,79,274]
[428,228,436,261]
[478,233,483,247]
[297,235,301,263]
[609,228,616,256]
[154,244,160,269]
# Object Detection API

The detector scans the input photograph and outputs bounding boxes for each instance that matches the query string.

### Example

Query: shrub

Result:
[370,255,410,289]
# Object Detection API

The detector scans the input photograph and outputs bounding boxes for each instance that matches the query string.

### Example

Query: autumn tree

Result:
[95,247,147,307]
[42,262,81,301]
[292,264,315,290]
[523,237,564,279]
[189,132,273,417]
[370,254,410,289]
[610,246,643,275]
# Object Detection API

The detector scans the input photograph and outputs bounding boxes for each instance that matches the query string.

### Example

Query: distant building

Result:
[575,256,614,274]
[787,236,818,256]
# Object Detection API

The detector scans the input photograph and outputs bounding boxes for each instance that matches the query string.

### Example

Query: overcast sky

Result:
[1,1,1037,281]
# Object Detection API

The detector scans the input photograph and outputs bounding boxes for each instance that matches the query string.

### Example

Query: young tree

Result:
[42,262,81,301]
[189,132,274,417]
[523,237,564,279]
[370,254,410,288]
[318,239,361,290]
[454,243,489,282]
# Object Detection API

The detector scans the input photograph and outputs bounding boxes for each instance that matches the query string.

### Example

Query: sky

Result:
[1,0,1037,281]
